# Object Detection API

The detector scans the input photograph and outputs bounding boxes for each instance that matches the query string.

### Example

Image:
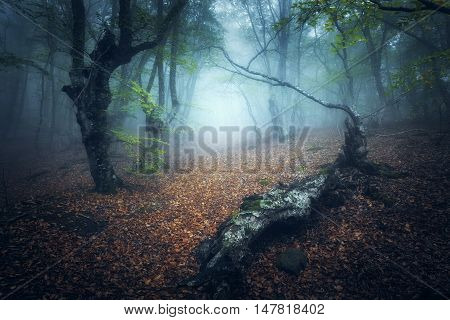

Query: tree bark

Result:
[75,71,122,193]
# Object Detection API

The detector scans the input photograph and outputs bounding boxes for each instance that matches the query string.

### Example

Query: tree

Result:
[62,0,187,193]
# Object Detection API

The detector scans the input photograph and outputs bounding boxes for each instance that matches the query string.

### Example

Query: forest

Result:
[0,0,449,300]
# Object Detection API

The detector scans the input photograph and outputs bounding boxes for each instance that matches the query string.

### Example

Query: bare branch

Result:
[213,46,360,124]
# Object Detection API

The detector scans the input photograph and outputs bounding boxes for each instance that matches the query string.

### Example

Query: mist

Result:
[0,0,449,302]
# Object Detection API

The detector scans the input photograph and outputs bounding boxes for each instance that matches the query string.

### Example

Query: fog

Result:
[0,0,448,161]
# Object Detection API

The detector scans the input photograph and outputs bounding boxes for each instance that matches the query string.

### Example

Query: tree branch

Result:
[213,46,360,124]
[118,0,133,50]
[69,0,85,85]
[368,0,450,15]
[129,0,188,56]
[417,0,450,14]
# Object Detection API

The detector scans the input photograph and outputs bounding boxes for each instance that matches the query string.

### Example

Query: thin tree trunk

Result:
[362,25,394,123]
[12,67,30,137]
[134,51,152,85]
[49,50,58,149]
[141,0,168,172]
[332,15,354,105]
[168,14,180,125]
[146,59,158,92]
[182,71,199,120]
[156,0,165,110]
[156,51,165,108]
[35,54,51,154]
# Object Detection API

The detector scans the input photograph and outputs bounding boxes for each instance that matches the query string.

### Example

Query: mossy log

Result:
[193,173,329,298]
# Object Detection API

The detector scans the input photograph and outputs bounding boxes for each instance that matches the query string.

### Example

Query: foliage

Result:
[297,164,308,174]
[111,127,167,175]
[258,178,271,186]
[293,0,375,46]
[131,81,162,117]
[177,56,199,74]
[110,81,167,174]
[391,49,450,90]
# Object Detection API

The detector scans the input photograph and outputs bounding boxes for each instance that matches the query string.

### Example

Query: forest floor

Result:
[0,126,449,299]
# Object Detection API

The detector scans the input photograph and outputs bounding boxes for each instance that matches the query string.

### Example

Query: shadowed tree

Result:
[62,0,187,193]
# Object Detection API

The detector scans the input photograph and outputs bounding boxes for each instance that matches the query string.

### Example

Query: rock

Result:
[276,248,308,275]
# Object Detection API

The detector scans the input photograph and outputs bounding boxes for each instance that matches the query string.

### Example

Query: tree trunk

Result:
[276,0,291,82]
[271,0,292,129]
[362,25,395,123]
[156,51,165,108]
[134,51,152,85]
[12,66,30,137]
[156,0,165,109]
[168,14,181,125]
[146,59,158,92]
[140,0,169,172]
[49,50,58,149]
[35,54,51,154]
[73,68,122,193]
[182,71,199,120]
[332,16,354,105]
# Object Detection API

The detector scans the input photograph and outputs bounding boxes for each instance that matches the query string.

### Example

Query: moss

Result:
[230,210,240,221]
[297,164,307,174]
[240,198,262,211]
[319,167,332,175]
[258,178,271,186]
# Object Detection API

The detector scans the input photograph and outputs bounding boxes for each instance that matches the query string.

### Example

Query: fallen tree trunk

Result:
[194,174,328,298]
[191,116,381,298]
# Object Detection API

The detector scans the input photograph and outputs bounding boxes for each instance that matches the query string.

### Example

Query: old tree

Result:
[62,0,187,193]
